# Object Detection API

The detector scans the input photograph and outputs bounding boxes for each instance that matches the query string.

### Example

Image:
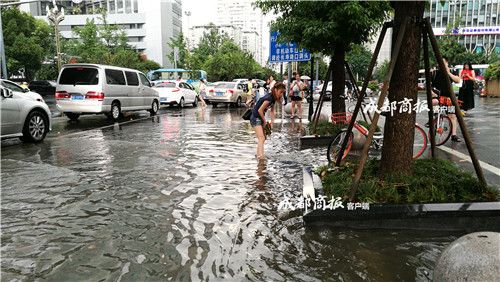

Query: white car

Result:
[207,82,248,108]
[1,79,45,103]
[153,81,198,108]
[1,86,52,142]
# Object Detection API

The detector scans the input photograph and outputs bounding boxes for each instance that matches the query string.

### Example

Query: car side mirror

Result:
[22,88,30,93]
[1,88,13,98]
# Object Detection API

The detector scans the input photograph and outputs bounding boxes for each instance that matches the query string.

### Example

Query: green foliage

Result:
[319,159,499,203]
[367,81,379,92]
[255,1,390,54]
[346,44,373,81]
[297,58,328,82]
[2,8,52,80]
[374,59,389,82]
[167,33,190,68]
[186,25,267,81]
[307,120,345,136]
[484,63,500,81]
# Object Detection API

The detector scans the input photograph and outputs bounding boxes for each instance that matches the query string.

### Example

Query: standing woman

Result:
[459,62,475,112]
[290,73,305,119]
[250,82,286,159]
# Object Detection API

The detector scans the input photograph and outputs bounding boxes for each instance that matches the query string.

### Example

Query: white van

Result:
[55,64,160,121]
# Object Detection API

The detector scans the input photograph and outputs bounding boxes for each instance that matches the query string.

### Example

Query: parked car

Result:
[153,81,198,108]
[1,79,45,103]
[207,82,248,107]
[28,80,56,96]
[1,85,52,142]
[55,64,160,121]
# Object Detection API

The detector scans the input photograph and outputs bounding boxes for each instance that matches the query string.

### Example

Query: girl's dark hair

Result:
[464,62,473,70]
[271,82,286,101]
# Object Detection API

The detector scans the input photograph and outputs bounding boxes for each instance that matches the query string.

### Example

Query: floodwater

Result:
[1,106,459,281]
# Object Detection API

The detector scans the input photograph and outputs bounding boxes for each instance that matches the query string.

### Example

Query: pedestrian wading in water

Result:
[250,82,286,160]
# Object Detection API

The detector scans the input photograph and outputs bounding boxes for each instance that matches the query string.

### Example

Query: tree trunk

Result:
[331,47,346,114]
[380,1,425,176]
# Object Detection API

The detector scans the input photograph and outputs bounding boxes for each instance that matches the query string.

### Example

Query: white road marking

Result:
[438,145,500,176]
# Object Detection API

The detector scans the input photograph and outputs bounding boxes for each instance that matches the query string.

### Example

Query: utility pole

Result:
[46,0,65,72]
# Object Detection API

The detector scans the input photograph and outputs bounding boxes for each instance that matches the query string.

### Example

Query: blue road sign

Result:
[269,31,311,63]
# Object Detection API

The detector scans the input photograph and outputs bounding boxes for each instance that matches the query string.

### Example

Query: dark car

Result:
[28,80,56,96]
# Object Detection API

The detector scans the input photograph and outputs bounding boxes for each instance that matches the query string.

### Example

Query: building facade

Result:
[215,0,264,65]
[20,0,182,67]
[189,24,242,49]
[426,0,500,54]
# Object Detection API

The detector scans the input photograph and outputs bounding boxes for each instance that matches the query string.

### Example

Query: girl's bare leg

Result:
[254,125,266,159]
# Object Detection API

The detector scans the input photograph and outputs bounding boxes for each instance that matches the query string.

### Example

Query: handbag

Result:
[242,108,252,120]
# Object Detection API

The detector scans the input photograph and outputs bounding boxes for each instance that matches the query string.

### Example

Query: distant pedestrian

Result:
[268,75,276,91]
[282,75,289,105]
[290,73,305,119]
[198,79,207,108]
[250,82,286,160]
[458,62,475,112]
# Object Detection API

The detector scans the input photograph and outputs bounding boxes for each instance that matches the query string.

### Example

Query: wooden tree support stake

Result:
[422,26,436,158]
[347,19,409,201]
[425,18,487,187]
[335,21,391,167]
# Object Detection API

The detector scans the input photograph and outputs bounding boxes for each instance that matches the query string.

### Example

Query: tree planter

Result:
[485,79,500,97]
[301,167,500,232]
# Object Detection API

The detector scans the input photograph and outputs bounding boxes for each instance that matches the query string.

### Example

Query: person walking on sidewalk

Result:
[458,62,476,113]
[432,56,462,142]
[290,73,306,119]
[250,82,286,160]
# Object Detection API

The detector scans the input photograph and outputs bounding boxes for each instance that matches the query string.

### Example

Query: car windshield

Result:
[215,83,236,89]
[59,67,99,85]
[155,82,176,88]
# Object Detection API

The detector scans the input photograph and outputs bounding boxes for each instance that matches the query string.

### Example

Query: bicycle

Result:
[327,112,428,164]
[428,96,455,146]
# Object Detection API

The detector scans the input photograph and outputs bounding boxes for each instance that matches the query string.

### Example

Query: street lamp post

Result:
[46,0,65,72]
[0,9,8,79]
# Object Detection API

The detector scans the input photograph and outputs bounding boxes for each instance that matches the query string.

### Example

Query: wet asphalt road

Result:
[1,98,498,281]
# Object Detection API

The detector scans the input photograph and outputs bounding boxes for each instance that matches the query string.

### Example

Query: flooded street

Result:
[2,106,460,281]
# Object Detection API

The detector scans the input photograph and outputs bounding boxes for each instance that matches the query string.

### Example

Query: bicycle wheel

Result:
[327,130,354,164]
[430,115,452,146]
[413,124,428,159]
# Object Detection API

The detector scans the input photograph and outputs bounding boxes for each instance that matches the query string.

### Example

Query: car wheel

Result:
[150,100,159,116]
[236,96,242,108]
[212,102,218,108]
[111,102,122,121]
[65,112,80,121]
[193,96,198,107]
[21,110,48,143]
[179,97,185,108]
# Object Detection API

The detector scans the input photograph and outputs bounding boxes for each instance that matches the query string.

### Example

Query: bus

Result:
[147,69,208,87]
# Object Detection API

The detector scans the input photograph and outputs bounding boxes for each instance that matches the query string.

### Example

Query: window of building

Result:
[109,0,116,14]
[133,0,138,13]
[117,0,124,13]
[125,0,132,13]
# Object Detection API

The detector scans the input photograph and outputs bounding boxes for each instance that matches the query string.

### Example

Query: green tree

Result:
[256,1,390,114]
[1,7,52,80]
[297,58,329,82]
[203,40,259,81]
[167,33,190,68]
[346,44,373,81]
[188,23,231,71]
